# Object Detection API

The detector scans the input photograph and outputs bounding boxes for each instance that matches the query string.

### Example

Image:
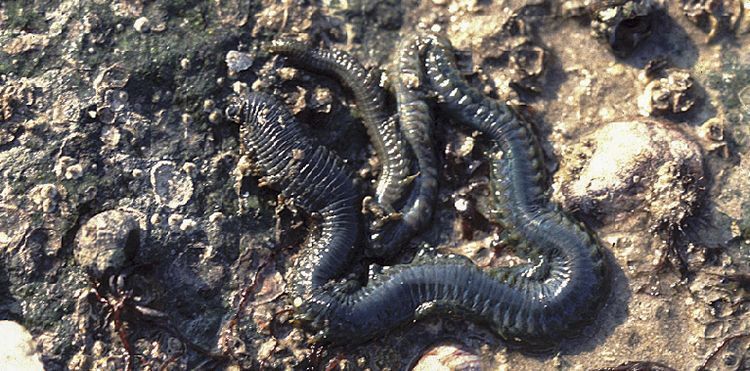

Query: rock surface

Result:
[1,0,749,369]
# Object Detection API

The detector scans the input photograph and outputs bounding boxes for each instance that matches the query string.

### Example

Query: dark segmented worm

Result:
[292,33,608,345]
[226,92,360,297]
[264,40,411,213]
[366,34,438,259]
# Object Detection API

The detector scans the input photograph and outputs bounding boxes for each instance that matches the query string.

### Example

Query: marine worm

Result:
[264,40,411,213]
[293,33,608,345]
[366,34,439,259]
[226,92,360,297]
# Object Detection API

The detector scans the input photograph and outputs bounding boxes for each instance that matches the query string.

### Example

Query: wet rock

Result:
[597,361,677,371]
[590,0,663,56]
[413,344,483,371]
[0,77,37,144]
[557,119,704,228]
[150,160,194,209]
[74,209,144,277]
[699,332,750,370]
[638,66,698,116]
[0,321,44,371]
[51,90,83,126]
[216,0,250,26]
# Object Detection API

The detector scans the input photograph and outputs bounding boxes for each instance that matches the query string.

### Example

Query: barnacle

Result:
[590,0,662,56]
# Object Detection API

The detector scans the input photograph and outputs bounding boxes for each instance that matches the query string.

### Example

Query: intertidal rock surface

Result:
[1,0,750,370]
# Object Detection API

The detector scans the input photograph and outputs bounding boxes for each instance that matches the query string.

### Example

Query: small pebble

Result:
[179,218,197,232]
[181,162,196,175]
[168,213,184,228]
[181,113,193,125]
[151,21,167,33]
[75,209,142,277]
[208,212,224,223]
[277,67,298,81]
[133,17,150,33]
[208,109,222,124]
[232,81,248,95]
[203,99,215,111]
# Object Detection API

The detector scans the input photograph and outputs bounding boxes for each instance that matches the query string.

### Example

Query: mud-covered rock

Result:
[557,119,704,229]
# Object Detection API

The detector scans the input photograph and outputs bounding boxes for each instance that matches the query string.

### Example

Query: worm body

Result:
[229,92,360,296]
[245,34,608,347]
[265,40,411,212]
[366,34,439,259]
[292,34,607,345]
